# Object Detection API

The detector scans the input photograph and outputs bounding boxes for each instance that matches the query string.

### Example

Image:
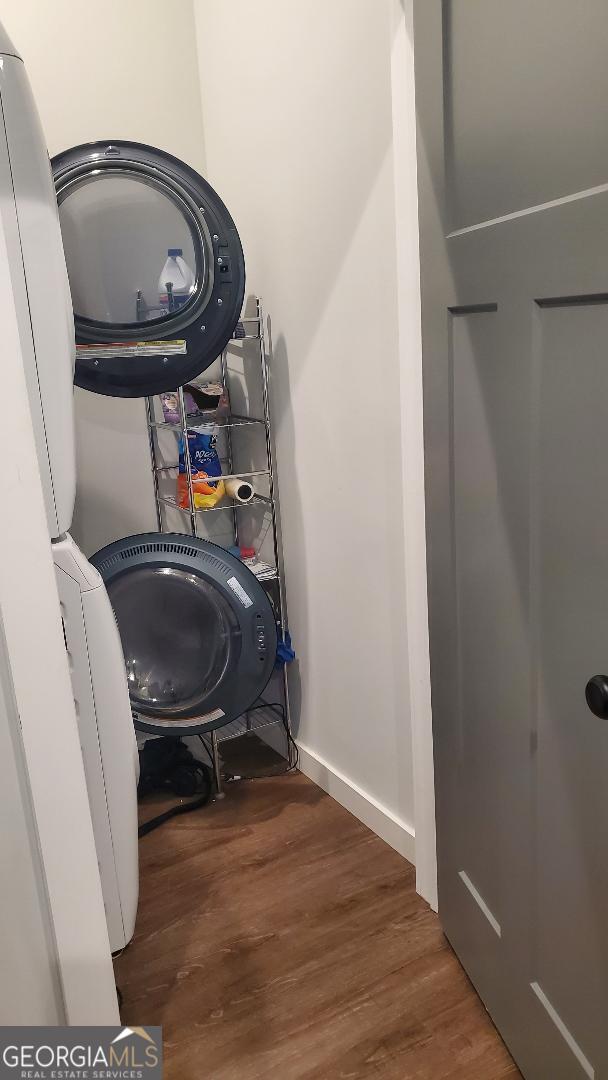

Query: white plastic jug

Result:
[158,248,195,313]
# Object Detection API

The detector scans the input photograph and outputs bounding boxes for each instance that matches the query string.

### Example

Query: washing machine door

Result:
[52,141,245,398]
[91,534,277,735]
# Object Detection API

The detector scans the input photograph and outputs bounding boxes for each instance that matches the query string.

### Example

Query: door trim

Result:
[390,0,437,909]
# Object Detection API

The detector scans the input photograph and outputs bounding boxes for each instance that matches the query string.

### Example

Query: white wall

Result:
[195,0,418,861]
[1,0,207,554]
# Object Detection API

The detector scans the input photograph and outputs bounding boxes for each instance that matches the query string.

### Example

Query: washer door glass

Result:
[107,566,241,719]
[59,172,204,326]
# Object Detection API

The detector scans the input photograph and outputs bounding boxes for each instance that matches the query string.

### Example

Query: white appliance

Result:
[0,29,138,950]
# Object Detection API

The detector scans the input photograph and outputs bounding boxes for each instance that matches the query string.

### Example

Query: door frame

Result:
[390,0,437,909]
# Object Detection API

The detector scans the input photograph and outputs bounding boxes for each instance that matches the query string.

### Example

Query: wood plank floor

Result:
[115,771,520,1080]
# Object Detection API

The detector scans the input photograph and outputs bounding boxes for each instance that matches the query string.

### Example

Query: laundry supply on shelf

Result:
[177,421,225,509]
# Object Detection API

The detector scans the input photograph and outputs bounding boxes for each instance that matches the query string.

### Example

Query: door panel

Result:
[536,304,608,1075]
[446,0,608,231]
[415,3,608,1076]
[452,309,529,931]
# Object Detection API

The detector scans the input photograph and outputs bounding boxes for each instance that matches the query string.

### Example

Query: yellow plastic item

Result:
[177,472,225,509]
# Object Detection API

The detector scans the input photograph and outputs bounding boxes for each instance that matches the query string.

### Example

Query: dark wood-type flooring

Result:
[115,771,520,1079]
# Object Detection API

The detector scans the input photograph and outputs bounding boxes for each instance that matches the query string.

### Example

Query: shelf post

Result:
[177,384,197,536]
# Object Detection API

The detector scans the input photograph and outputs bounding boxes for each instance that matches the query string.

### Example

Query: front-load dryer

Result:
[52,139,246,399]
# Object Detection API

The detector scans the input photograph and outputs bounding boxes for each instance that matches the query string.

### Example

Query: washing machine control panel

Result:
[255,615,267,661]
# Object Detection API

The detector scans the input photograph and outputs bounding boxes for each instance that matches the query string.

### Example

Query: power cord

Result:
[197,733,215,769]
[253,698,300,772]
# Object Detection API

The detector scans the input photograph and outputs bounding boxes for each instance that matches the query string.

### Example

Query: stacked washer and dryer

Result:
[1,25,278,954]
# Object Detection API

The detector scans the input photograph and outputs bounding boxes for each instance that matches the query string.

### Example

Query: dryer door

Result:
[52,141,245,398]
[54,534,139,952]
[91,534,277,736]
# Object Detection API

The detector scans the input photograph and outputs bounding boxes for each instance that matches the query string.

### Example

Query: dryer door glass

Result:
[59,173,202,326]
[52,141,245,398]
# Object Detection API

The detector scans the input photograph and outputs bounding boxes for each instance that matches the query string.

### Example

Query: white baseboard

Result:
[297,742,416,866]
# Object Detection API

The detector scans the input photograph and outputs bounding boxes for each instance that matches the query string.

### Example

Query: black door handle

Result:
[585,675,608,718]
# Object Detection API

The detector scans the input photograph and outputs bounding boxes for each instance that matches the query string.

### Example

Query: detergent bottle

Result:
[158,248,195,314]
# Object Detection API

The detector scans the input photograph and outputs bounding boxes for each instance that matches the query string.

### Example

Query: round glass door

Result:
[52,141,245,398]
[91,532,278,736]
[107,566,241,720]
[59,173,204,326]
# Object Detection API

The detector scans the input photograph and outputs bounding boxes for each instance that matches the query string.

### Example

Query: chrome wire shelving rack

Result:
[144,297,294,791]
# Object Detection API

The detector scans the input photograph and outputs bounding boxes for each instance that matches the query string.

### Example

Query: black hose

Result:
[137,736,213,837]
[138,787,211,837]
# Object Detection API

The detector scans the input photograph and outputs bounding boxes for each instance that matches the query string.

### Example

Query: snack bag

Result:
[160,390,198,425]
[177,422,225,509]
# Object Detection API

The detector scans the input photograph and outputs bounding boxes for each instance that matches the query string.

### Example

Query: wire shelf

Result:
[214,707,282,743]
[156,493,271,515]
[148,413,267,432]
[153,466,271,482]
[145,297,295,785]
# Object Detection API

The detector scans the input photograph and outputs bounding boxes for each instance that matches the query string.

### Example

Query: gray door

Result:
[415,3,608,1077]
